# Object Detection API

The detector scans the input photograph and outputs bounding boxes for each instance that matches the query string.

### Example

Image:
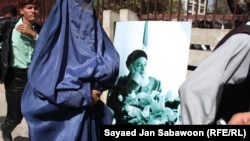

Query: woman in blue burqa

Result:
[21,0,120,140]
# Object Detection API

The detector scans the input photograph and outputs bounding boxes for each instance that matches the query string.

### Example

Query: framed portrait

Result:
[107,21,191,125]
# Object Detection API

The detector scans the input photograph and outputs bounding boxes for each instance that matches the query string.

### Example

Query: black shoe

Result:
[1,123,13,141]
[1,134,12,141]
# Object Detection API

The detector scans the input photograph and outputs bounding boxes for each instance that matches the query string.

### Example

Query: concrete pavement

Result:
[0,84,29,141]
[0,84,109,141]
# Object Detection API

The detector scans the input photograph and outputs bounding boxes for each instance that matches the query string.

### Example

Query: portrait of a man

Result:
[106,21,191,125]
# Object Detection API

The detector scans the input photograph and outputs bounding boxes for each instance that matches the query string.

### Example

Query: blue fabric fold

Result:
[21,0,119,140]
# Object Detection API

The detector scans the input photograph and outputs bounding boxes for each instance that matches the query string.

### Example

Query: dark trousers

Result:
[1,67,27,136]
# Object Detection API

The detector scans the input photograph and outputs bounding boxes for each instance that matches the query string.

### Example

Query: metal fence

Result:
[0,0,249,28]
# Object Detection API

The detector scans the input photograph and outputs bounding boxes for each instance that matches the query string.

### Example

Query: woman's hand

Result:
[228,112,250,125]
[90,89,101,106]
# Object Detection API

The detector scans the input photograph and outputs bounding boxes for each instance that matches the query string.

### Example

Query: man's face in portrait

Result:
[130,57,147,77]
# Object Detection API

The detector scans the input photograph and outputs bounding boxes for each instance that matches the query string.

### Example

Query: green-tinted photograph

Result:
[106,21,191,125]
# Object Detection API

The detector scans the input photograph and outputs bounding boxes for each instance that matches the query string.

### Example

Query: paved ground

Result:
[0,84,29,141]
[0,85,109,141]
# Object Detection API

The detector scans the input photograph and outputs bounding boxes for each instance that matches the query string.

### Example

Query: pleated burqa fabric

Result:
[21,0,120,140]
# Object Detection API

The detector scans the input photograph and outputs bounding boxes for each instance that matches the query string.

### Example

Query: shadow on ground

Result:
[14,136,29,141]
[0,116,5,123]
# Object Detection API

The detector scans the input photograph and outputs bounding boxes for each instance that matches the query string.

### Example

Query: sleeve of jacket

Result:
[0,18,10,42]
[179,33,250,124]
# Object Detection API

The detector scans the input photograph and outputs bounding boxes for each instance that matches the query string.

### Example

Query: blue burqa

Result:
[21,0,119,140]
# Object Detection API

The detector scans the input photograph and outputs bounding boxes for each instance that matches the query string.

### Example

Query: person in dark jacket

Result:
[1,5,18,18]
[0,5,18,58]
[0,0,42,141]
